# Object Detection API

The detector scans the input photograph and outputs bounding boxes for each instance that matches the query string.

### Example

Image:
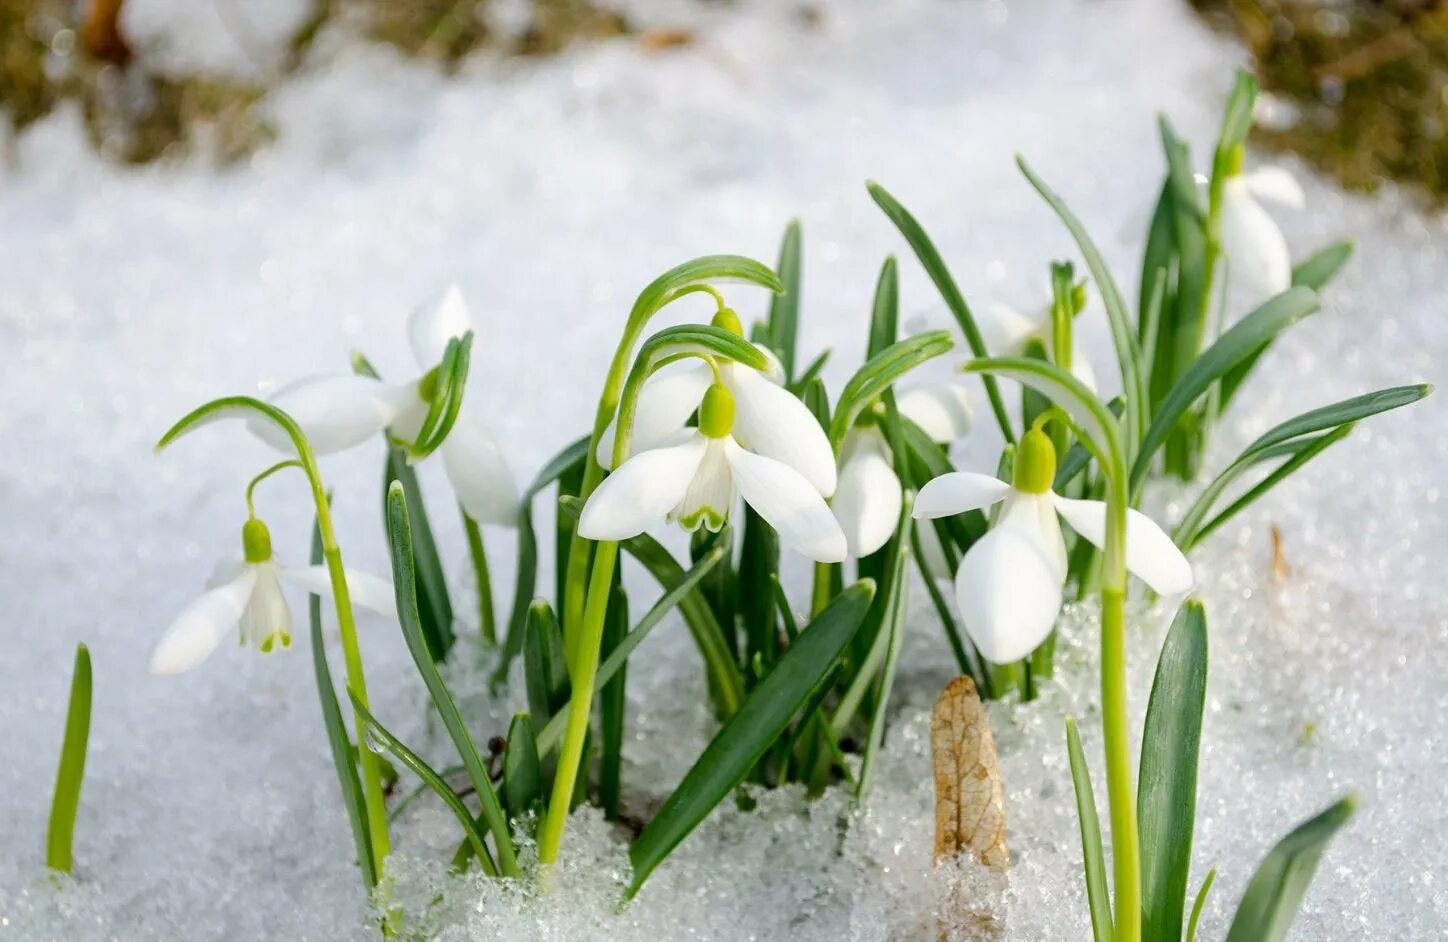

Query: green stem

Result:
[1100,477,1140,942]
[462,513,495,645]
[810,561,834,617]
[46,643,91,873]
[539,540,619,865]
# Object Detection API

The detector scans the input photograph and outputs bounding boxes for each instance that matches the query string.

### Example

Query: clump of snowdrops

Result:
[44,69,1429,941]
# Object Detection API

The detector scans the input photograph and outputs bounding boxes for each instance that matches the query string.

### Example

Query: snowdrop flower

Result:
[896,381,974,445]
[249,286,519,525]
[1219,151,1304,314]
[595,309,837,499]
[831,418,903,557]
[913,427,1192,664]
[149,517,396,675]
[908,294,1098,394]
[580,382,847,563]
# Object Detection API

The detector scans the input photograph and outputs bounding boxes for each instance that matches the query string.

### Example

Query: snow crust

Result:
[1,0,1444,938]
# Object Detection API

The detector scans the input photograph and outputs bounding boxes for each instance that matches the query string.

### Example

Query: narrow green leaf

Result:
[1186,868,1217,942]
[1139,181,1176,343]
[1139,600,1209,941]
[790,348,831,395]
[1216,70,1259,155]
[410,332,474,458]
[1066,717,1114,942]
[45,643,92,874]
[503,713,543,822]
[1226,796,1356,942]
[624,256,785,340]
[867,180,1016,443]
[525,600,570,721]
[1291,240,1354,292]
[600,584,629,820]
[737,506,779,665]
[307,516,377,889]
[769,220,803,379]
[627,581,877,896]
[349,691,498,877]
[855,497,913,801]
[384,446,454,661]
[386,482,519,877]
[1131,286,1319,493]
[1243,384,1429,457]
[867,256,899,359]
[1017,156,1148,452]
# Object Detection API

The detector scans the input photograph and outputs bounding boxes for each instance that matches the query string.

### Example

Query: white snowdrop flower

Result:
[580,383,847,563]
[913,427,1192,664]
[595,309,837,499]
[249,285,519,525]
[896,381,974,445]
[149,518,396,675]
[1219,156,1304,314]
[831,421,904,558]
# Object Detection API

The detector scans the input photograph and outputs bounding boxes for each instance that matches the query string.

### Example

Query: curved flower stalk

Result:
[914,425,1192,663]
[249,286,519,526]
[580,382,847,562]
[150,516,396,674]
[1219,157,1304,316]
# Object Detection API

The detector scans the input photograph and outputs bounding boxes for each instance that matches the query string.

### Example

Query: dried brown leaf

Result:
[931,676,1007,872]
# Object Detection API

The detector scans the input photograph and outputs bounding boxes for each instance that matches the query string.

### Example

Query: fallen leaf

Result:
[1271,524,1291,582]
[638,28,696,53]
[932,676,1007,871]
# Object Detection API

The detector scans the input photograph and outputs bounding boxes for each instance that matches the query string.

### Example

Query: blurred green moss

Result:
[1193,0,1448,200]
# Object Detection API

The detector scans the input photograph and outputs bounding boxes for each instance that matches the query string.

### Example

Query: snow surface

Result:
[2,0,1445,939]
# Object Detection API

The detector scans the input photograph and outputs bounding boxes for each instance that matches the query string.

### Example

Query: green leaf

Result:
[537,546,726,757]
[1216,70,1258,156]
[386,482,519,877]
[768,220,803,379]
[867,256,899,359]
[1139,600,1209,942]
[1131,286,1320,494]
[349,691,498,877]
[855,497,913,801]
[1225,796,1356,942]
[503,713,543,822]
[1291,240,1354,292]
[867,180,1016,444]
[1139,181,1176,344]
[501,435,589,676]
[627,581,877,896]
[790,348,831,395]
[384,445,454,661]
[45,643,92,874]
[829,331,953,447]
[600,584,629,820]
[409,332,473,459]
[1016,157,1148,452]
[1187,868,1217,942]
[1175,385,1430,548]
[1066,717,1114,942]
[524,600,570,721]
[307,516,376,889]
[737,506,779,665]
[624,256,784,340]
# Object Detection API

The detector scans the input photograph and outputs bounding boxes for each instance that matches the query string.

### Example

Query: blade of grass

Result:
[1067,717,1114,942]
[45,643,92,874]
[1225,796,1356,942]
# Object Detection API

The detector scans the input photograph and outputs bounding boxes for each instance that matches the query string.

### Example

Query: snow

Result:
[1,0,1445,939]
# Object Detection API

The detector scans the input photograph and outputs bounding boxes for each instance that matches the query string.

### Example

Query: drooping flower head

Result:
[149,515,396,675]
[580,370,847,563]
[247,286,519,525]
[1218,147,1304,315]
[913,427,1192,663]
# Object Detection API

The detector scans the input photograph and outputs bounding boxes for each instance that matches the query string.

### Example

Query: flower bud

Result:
[711,307,744,337]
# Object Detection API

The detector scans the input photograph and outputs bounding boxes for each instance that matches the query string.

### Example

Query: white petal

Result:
[251,374,414,455]
[578,434,709,541]
[898,381,973,443]
[595,362,711,469]
[724,439,847,563]
[280,564,398,618]
[753,343,787,385]
[150,567,258,675]
[954,527,1063,664]
[726,364,837,497]
[673,438,735,532]
[913,472,1010,520]
[410,283,474,368]
[240,564,293,652]
[440,411,520,525]
[1220,181,1292,309]
[1051,496,1194,595]
[1244,166,1305,209]
[977,301,1046,354]
[997,491,1068,580]
[832,429,903,557]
